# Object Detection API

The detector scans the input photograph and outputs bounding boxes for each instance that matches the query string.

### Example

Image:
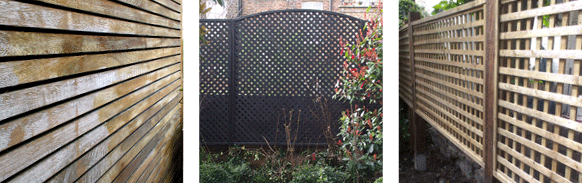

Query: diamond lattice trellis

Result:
[201,10,368,145]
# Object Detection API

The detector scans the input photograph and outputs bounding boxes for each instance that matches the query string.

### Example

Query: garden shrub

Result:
[200,163,234,183]
[333,5,383,183]
[290,165,348,183]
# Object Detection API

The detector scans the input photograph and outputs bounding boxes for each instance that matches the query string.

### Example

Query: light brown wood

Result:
[32,0,181,29]
[413,20,485,36]
[412,1,485,26]
[500,49,582,60]
[416,64,484,84]
[151,0,181,13]
[0,82,181,182]
[0,55,180,122]
[0,0,180,37]
[11,89,181,183]
[500,25,582,39]
[496,155,542,183]
[124,119,180,183]
[415,72,484,98]
[92,104,180,183]
[414,56,485,70]
[0,47,181,88]
[0,67,181,153]
[111,106,181,183]
[115,0,181,21]
[499,67,582,85]
[415,49,484,57]
[497,143,569,183]
[0,31,181,57]
[498,128,582,174]
[413,36,485,46]
[500,1,582,22]
[416,104,484,165]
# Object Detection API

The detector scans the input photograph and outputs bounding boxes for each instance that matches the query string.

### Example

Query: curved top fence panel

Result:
[200,10,366,145]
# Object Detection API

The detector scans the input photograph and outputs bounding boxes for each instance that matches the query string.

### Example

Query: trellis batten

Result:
[402,0,582,182]
[0,0,182,182]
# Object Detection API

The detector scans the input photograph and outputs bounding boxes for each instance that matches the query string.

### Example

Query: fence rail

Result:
[400,0,582,182]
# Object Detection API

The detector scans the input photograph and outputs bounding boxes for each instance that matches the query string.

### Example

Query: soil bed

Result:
[399,140,472,183]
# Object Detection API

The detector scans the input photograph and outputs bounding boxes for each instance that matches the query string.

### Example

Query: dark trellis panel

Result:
[201,10,366,145]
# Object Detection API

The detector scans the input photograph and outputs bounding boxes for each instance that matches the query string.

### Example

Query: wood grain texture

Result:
[0,31,180,57]
[151,0,181,13]
[32,0,181,29]
[0,47,180,88]
[114,0,181,21]
[10,86,181,183]
[77,98,180,183]
[0,0,183,181]
[0,67,181,153]
[0,55,180,123]
[117,113,180,183]
[112,107,181,183]
[0,0,180,37]
[0,80,180,182]
[483,1,498,182]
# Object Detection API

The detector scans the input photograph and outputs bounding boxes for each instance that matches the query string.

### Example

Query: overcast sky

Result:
[416,0,446,16]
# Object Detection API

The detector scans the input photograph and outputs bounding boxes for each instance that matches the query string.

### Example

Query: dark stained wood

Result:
[484,0,499,182]
[0,0,180,37]
[408,11,426,171]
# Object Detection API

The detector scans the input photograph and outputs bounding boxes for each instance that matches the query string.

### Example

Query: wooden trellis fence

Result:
[400,0,582,182]
[0,0,183,182]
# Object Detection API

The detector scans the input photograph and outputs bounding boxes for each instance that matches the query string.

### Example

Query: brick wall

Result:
[241,0,342,16]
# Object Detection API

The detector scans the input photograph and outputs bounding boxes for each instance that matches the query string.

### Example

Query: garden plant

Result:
[200,4,383,183]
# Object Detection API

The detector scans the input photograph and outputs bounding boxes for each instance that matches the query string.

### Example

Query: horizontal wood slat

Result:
[0,0,182,181]
[0,47,181,88]
[0,31,180,57]
[0,0,180,37]
[33,0,181,29]
[115,0,181,21]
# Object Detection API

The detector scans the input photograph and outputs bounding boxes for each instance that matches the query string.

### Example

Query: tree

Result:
[431,0,473,15]
[399,0,428,27]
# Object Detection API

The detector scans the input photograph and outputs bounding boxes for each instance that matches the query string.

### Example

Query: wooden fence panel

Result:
[411,2,487,166]
[495,0,582,182]
[0,0,182,182]
[399,24,414,108]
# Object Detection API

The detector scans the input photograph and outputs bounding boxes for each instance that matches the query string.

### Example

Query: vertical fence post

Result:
[229,20,236,145]
[484,0,499,182]
[408,11,426,171]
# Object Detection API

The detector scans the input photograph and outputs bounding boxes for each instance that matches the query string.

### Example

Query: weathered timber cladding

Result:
[0,0,183,182]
